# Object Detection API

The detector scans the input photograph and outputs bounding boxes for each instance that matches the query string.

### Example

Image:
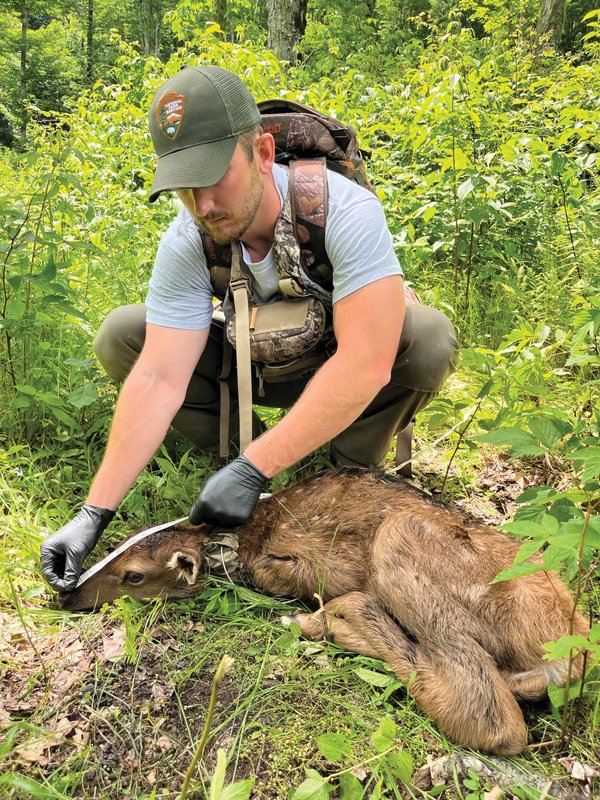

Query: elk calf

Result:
[61,468,589,756]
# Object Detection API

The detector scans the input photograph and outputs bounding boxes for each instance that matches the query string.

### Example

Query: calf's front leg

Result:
[282,595,383,659]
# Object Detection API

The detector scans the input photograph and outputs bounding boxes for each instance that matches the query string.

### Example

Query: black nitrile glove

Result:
[40,504,115,592]
[189,454,268,528]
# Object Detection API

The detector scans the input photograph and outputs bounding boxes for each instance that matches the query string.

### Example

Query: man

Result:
[41,66,458,592]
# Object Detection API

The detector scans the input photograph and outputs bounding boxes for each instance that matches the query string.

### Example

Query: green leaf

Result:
[515,485,559,504]
[548,680,584,709]
[515,540,541,563]
[371,715,396,753]
[491,561,544,584]
[542,544,575,571]
[528,416,563,449]
[423,204,436,222]
[48,406,78,428]
[473,428,546,458]
[291,771,332,800]
[53,301,87,320]
[209,749,227,800]
[339,772,362,800]
[220,780,254,800]
[37,391,64,408]
[542,635,590,660]
[549,499,581,524]
[15,384,38,396]
[569,449,600,481]
[457,177,474,201]
[30,256,57,283]
[38,391,65,408]
[68,383,98,409]
[316,733,352,762]
[387,750,413,783]
[586,517,600,549]
[502,520,554,539]
[6,299,26,320]
[11,396,31,409]
[550,151,567,175]
[354,667,394,687]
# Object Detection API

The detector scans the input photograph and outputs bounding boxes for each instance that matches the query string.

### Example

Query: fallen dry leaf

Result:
[351,766,369,782]
[101,624,127,662]
[0,708,14,729]
[558,758,600,781]
[16,716,79,766]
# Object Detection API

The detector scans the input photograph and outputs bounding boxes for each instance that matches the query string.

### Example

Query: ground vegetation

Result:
[0,1,599,797]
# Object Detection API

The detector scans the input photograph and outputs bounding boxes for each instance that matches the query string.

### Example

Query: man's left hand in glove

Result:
[189,454,268,528]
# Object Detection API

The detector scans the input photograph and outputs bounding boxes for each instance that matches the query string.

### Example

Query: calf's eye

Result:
[124,571,144,584]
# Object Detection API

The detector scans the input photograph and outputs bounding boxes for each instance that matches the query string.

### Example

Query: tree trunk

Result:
[213,0,227,37]
[138,0,162,57]
[366,0,376,15]
[86,0,94,83]
[537,0,565,47]
[19,1,28,149]
[267,0,307,64]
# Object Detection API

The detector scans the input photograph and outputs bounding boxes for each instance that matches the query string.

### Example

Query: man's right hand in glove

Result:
[40,504,115,592]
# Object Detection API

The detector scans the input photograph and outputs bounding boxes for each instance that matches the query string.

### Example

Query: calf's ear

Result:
[166,550,200,585]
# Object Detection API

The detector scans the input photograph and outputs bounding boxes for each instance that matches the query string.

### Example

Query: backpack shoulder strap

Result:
[199,227,232,300]
[289,158,334,292]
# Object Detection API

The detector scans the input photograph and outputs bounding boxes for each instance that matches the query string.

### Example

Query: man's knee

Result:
[396,305,459,393]
[94,304,147,382]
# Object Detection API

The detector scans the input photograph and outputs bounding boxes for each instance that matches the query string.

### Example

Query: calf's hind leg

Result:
[285,591,528,756]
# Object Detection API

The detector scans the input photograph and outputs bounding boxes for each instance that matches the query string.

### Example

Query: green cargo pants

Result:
[94,302,458,468]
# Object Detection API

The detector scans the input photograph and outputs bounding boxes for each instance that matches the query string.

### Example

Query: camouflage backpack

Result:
[208,100,420,460]
[201,99,373,300]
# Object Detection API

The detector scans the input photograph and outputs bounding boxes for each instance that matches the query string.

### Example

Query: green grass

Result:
[1,419,599,800]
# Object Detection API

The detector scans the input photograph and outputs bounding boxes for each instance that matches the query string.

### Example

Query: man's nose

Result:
[190,187,215,218]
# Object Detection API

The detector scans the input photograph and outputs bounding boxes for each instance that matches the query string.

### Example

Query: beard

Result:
[199,164,265,245]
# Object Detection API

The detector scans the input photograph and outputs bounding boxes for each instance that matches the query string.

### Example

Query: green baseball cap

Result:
[148,66,261,202]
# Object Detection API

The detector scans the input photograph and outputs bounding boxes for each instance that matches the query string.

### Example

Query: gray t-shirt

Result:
[146,164,402,330]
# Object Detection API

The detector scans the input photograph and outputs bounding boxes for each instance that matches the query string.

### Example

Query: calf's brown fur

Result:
[61,468,588,756]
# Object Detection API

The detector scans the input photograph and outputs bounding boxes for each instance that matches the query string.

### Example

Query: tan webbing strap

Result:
[229,243,254,453]
[218,328,234,458]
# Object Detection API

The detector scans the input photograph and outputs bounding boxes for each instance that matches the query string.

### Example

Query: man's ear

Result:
[256,132,275,174]
[166,551,201,585]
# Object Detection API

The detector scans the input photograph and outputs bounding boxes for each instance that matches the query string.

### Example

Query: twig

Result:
[556,173,582,281]
[179,654,235,800]
[392,407,480,475]
[528,739,561,750]
[440,397,484,501]
[561,502,592,749]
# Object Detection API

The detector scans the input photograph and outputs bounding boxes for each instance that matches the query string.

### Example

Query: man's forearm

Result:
[86,369,185,510]
[244,350,390,477]
[245,276,406,478]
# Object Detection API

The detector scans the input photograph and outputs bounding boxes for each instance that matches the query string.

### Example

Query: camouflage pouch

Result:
[203,531,240,577]
[225,294,326,365]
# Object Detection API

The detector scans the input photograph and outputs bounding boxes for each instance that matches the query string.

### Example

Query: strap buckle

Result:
[279,277,309,298]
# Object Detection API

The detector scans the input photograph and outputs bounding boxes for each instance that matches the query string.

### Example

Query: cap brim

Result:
[148,135,239,202]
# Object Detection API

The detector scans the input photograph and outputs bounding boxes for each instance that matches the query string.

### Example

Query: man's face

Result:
[176,139,264,245]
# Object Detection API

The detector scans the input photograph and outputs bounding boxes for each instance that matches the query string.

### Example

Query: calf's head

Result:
[60,524,211,612]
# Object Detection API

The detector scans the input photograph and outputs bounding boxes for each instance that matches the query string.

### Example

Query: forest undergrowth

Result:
[1,4,599,798]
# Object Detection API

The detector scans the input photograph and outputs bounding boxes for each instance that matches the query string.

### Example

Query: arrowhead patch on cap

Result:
[157,91,185,140]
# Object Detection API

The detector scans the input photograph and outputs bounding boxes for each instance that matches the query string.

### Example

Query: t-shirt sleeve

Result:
[146,209,215,330]
[324,173,403,305]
